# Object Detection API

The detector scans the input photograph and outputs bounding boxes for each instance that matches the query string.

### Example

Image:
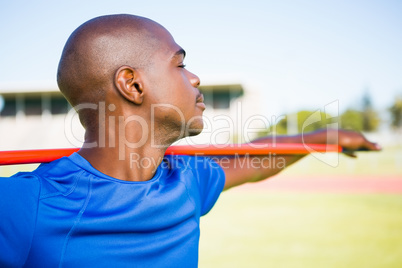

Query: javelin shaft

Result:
[0,143,342,166]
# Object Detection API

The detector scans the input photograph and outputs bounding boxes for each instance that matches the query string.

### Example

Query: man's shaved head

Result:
[57,14,165,128]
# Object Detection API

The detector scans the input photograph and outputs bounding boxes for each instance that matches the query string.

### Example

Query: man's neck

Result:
[77,132,170,182]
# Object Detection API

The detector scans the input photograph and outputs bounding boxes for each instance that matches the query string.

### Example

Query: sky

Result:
[0,0,401,117]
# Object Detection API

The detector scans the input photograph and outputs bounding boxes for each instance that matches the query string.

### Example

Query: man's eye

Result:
[178,64,186,68]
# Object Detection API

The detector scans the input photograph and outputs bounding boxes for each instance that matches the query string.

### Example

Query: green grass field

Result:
[199,192,402,268]
[199,147,402,267]
[199,146,402,267]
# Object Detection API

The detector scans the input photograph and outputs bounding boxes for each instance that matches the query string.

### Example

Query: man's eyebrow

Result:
[172,48,186,59]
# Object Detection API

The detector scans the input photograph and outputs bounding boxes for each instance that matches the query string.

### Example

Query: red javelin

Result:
[0,143,342,166]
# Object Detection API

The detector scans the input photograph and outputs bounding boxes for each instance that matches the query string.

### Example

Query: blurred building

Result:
[0,80,263,150]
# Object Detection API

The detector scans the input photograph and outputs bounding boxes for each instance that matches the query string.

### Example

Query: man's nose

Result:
[188,71,200,88]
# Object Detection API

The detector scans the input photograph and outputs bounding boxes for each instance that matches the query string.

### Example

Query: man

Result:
[0,14,380,267]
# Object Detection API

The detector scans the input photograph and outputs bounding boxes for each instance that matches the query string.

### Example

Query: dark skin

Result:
[57,14,380,188]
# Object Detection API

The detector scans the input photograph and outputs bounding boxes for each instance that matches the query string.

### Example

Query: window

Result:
[25,96,42,116]
[0,97,16,116]
[199,84,244,110]
[51,96,70,114]
[212,91,230,109]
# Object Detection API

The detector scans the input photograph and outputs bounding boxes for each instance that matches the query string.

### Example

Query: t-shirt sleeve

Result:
[0,173,40,267]
[191,156,225,216]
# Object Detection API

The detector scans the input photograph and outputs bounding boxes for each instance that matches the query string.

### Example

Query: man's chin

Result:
[186,128,203,137]
[185,122,204,137]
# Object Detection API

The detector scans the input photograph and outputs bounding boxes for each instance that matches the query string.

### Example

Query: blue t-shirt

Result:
[0,153,225,267]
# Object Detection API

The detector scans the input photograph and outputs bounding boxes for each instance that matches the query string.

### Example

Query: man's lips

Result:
[196,93,206,110]
[196,93,204,103]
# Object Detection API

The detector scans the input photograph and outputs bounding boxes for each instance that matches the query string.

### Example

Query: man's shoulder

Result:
[1,155,84,199]
[0,171,41,194]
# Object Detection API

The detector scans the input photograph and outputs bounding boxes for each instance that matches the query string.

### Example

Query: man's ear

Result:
[114,66,144,105]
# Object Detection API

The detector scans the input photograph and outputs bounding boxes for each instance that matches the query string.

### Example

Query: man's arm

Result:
[217,129,381,190]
